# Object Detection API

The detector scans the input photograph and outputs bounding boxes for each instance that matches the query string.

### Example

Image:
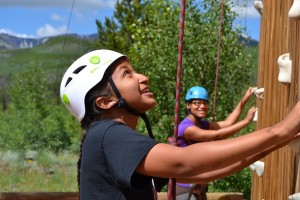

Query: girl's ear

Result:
[95,96,117,110]
[186,102,190,109]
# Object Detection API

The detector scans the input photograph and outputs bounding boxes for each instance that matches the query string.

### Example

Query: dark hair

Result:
[76,58,121,199]
[76,78,113,198]
[80,57,124,130]
[80,77,113,130]
[184,100,192,116]
[184,107,190,116]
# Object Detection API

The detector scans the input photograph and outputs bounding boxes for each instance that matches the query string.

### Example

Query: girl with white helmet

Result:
[60,49,300,200]
[176,86,256,200]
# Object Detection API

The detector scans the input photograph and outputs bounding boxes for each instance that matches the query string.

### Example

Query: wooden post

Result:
[251,0,300,199]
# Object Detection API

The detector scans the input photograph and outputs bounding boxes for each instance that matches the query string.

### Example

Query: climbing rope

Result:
[167,0,186,199]
[63,0,75,52]
[212,0,225,121]
[244,0,248,32]
[167,1,225,199]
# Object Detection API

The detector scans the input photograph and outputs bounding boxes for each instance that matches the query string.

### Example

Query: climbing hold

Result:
[254,0,263,15]
[253,110,258,122]
[249,161,264,176]
[289,192,300,200]
[289,0,300,19]
[253,87,264,99]
[277,53,292,84]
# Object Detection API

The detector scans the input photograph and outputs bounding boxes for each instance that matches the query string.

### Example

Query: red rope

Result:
[212,0,225,121]
[167,1,225,198]
[167,0,186,200]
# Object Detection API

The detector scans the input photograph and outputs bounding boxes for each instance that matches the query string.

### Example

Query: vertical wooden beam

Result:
[251,0,297,199]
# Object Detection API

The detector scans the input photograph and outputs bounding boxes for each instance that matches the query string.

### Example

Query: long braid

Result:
[76,61,119,199]
[77,132,87,200]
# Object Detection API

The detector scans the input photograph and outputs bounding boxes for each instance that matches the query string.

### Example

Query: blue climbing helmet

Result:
[185,86,209,102]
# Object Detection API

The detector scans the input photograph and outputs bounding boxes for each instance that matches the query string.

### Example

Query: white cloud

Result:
[233,5,261,19]
[0,29,35,38]
[36,24,68,38]
[0,0,116,10]
[0,0,116,38]
[0,29,14,35]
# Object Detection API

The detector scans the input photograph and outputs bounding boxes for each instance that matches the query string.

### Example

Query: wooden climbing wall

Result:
[251,0,300,199]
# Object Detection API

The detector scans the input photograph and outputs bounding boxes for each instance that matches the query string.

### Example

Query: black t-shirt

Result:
[80,120,168,200]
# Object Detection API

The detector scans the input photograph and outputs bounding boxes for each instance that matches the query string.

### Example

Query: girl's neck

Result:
[188,114,202,126]
[110,108,139,130]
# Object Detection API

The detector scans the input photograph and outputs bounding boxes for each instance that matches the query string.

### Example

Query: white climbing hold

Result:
[249,161,264,176]
[254,0,263,15]
[289,192,300,200]
[289,0,300,19]
[253,110,258,122]
[253,87,264,99]
[277,53,292,84]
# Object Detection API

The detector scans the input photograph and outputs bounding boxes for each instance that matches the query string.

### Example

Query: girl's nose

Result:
[138,73,149,84]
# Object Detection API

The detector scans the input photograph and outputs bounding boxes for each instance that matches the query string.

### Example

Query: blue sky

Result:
[0,0,261,40]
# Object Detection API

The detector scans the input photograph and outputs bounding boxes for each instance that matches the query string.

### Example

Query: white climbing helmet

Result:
[60,49,127,121]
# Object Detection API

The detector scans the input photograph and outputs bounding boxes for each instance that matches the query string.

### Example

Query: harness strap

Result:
[108,77,157,199]
[108,77,154,139]
[108,77,140,115]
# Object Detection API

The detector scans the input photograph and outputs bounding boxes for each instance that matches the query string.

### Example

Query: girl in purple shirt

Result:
[176,86,256,200]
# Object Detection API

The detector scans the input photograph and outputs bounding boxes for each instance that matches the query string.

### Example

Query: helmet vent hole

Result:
[65,77,72,87]
[73,65,87,74]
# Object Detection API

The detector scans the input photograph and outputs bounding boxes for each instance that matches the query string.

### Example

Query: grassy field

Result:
[0,151,78,192]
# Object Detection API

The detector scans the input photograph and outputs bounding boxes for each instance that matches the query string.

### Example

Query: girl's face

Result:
[187,99,209,119]
[111,58,157,113]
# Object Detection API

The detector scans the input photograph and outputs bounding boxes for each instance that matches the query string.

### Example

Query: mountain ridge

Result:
[0,33,98,50]
[0,32,258,50]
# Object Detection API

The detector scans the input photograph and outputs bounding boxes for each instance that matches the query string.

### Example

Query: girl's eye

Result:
[123,70,130,76]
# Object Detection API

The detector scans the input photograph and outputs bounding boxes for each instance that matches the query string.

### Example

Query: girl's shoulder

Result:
[91,119,124,127]
[89,120,127,134]
[180,117,194,125]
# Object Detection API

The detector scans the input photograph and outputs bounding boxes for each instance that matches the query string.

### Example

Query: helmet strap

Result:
[108,77,154,139]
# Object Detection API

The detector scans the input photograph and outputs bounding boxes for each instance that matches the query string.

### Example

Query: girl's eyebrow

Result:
[114,64,133,75]
[117,65,128,73]
[119,64,134,71]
